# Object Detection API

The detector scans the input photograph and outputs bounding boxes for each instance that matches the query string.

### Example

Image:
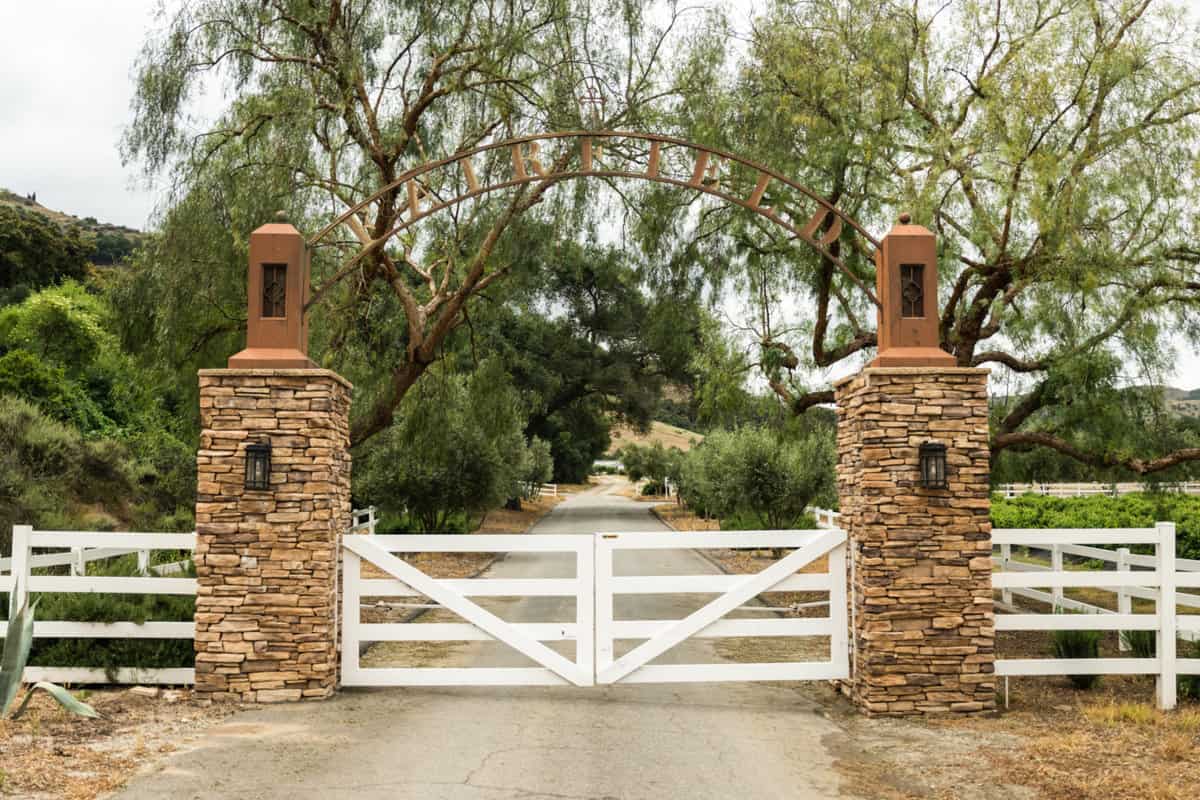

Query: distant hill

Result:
[607,421,704,455]
[0,188,144,265]
[1165,386,1200,417]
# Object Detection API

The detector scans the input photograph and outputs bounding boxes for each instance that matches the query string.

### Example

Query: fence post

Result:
[10,525,31,619]
[368,506,377,536]
[71,546,85,577]
[1117,547,1131,651]
[137,549,150,574]
[1000,543,1013,607]
[1051,544,1064,606]
[1157,521,1177,711]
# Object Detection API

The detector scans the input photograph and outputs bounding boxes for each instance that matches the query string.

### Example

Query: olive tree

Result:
[355,360,532,531]
[678,426,835,530]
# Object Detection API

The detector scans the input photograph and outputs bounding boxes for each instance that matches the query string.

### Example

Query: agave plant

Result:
[2,587,99,720]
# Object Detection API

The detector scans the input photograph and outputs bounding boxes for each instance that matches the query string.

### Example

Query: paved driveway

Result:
[114,483,851,800]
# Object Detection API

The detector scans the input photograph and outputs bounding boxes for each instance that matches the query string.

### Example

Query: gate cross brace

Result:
[343,536,592,686]
[597,529,843,684]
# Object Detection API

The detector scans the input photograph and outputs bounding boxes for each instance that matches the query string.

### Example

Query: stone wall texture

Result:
[193,369,351,703]
[835,367,995,715]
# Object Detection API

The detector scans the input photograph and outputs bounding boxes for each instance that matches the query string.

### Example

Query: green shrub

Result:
[355,361,531,531]
[1119,629,1156,658]
[677,426,834,530]
[1179,640,1200,702]
[642,480,664,496]
[1052,624,1102,689]
[991,493,1200,559]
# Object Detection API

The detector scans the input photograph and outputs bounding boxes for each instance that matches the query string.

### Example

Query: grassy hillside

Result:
[0,188,143,265]
[607,420,704,455]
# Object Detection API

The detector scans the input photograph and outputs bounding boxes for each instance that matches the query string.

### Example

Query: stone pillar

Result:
[193,368,351,702]
[835,367,995,716]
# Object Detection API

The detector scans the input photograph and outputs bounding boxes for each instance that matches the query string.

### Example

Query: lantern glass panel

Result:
[919,443,947,490]
[245,442,272,491]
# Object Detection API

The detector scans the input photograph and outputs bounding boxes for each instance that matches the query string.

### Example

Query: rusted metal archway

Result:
[305,131,883,308]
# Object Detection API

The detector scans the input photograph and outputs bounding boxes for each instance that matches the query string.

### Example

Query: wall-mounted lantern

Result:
[245,440,272,491]
[918,442,948,489]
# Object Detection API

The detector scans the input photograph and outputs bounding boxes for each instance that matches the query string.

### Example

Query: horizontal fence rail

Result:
[992,523,1199,710]
[997,481,1200,498]
[341,527,850,687]
[1,524,197,686]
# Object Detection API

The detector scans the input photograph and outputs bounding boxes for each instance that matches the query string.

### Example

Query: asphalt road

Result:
[114,481,848,800]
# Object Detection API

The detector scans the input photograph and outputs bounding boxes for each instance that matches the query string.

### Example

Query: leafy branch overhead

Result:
[123,0,689,446]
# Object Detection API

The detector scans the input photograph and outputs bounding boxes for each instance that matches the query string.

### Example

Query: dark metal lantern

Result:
[245,440,272,491]
[919,442,948,490]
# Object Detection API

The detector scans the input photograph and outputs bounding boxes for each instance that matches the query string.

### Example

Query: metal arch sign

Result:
[307,131,881,307]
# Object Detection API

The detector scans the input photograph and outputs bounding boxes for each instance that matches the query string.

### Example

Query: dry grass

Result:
[651,504,719,530]
[0,689,234,800]
[476,492,567,533]
[606,421,703,454]
[983,701,1200,800]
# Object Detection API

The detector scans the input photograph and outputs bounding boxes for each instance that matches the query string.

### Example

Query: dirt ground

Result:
[0,689,236,800]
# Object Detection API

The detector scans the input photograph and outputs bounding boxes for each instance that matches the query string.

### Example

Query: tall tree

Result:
[651,0,1200,475]
[461,233,705,479]
[122,0,688,445]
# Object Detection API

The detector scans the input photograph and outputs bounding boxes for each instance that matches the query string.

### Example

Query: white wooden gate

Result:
[594,528,849,684]
[342,533,594,686]
[341,528,848,687]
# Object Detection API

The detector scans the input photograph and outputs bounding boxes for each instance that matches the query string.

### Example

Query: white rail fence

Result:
[994,540,1200,643]
[993,524,1200,710]
[349,506,378,535]
[342,532,596,686]
[997,481,1200,498]
[811,507,841,530]
[1,525,197,685]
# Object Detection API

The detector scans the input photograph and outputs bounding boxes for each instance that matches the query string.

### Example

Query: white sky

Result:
[0,0,1196,390]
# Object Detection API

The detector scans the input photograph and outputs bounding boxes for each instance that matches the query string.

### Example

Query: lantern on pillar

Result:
[918,442,948,490]
[245,440,272,491]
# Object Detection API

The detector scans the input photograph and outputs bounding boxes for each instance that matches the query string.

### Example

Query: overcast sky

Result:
[1,1,1196,389]
[0,0,164,227]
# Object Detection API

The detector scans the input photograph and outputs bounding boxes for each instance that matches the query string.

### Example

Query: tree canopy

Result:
[119,0,1200,478]
[650,0,1200,475]
[123,0,689,446]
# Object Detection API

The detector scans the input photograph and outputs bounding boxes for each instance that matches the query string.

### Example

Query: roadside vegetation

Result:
[992,493,1200,559]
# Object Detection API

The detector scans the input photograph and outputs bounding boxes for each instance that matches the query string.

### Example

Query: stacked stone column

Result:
[193,369,351,702]
[835,367,995,715]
